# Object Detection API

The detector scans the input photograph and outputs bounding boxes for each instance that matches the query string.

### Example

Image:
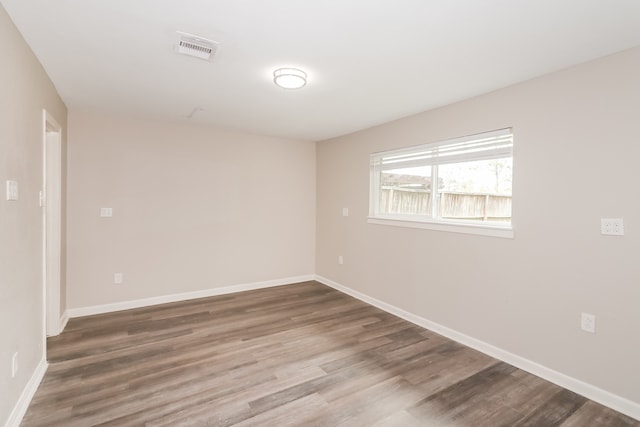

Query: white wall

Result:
[66,111,316,309]
[0,4,67,425]
[316,47,640,407]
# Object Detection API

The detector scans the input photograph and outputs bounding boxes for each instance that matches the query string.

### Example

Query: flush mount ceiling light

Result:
[273,68,307,89]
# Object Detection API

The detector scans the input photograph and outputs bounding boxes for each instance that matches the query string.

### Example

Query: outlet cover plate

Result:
[601,218,624,235]
[11,352,18,378]
[581,312,596,333]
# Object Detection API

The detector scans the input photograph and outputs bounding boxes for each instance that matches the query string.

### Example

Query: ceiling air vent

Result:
[175,32,218,61]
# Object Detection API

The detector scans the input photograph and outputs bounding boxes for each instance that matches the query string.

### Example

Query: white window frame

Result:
[368,128,514,238]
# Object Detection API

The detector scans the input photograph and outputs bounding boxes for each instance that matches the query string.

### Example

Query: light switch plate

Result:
[6,180,18,201]
[100,208,113,217]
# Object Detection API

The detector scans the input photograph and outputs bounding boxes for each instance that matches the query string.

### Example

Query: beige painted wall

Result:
[66,111,315,309]
[0,4,68,424]
[2,0,637,418]
[317,46,640,404]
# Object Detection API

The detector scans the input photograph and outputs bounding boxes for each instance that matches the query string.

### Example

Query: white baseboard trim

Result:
[315,275,640,422]
[45,311,69,337]
[5,357,48,427]
[67,275,315,318]
[59,310,69,334]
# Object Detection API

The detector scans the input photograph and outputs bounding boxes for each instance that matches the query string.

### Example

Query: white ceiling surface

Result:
[3,1,640,141]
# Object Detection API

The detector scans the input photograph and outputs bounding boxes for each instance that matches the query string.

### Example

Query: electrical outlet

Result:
[601,218,624,235]
[338,255,344,265]
[581,312,596,333]
[11,352,18,378]
[114,273,123,284]
[100,207,113,217]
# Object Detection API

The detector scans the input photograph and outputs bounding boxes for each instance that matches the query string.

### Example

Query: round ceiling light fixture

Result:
[273,68,307,89]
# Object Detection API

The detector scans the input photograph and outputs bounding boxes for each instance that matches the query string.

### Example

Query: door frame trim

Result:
[43,109,62,337]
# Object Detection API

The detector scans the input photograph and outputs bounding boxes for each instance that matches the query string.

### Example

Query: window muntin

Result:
[370,129,513,230]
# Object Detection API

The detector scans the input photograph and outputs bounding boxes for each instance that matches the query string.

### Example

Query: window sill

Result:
[367,216,514,239]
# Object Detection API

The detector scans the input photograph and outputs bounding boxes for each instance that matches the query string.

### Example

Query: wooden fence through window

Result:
[380,188,511,221]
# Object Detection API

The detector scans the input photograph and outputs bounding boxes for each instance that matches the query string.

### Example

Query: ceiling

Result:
[3,1,640,141]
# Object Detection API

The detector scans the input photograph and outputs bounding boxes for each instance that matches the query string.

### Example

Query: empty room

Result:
[1,1,640,426]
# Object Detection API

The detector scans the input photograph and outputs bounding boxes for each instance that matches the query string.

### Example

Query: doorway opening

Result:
[43,110,62,337]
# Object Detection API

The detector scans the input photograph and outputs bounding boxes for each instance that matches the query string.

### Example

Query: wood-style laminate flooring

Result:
[22,281,639,426]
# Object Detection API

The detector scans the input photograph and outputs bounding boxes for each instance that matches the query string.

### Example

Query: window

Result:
[369,128,513,237]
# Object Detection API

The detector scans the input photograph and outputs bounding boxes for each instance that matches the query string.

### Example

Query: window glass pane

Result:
[379,166,431,215]
[437,158,512,222]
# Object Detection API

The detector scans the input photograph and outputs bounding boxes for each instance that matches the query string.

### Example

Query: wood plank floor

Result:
[22,281,639,426]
